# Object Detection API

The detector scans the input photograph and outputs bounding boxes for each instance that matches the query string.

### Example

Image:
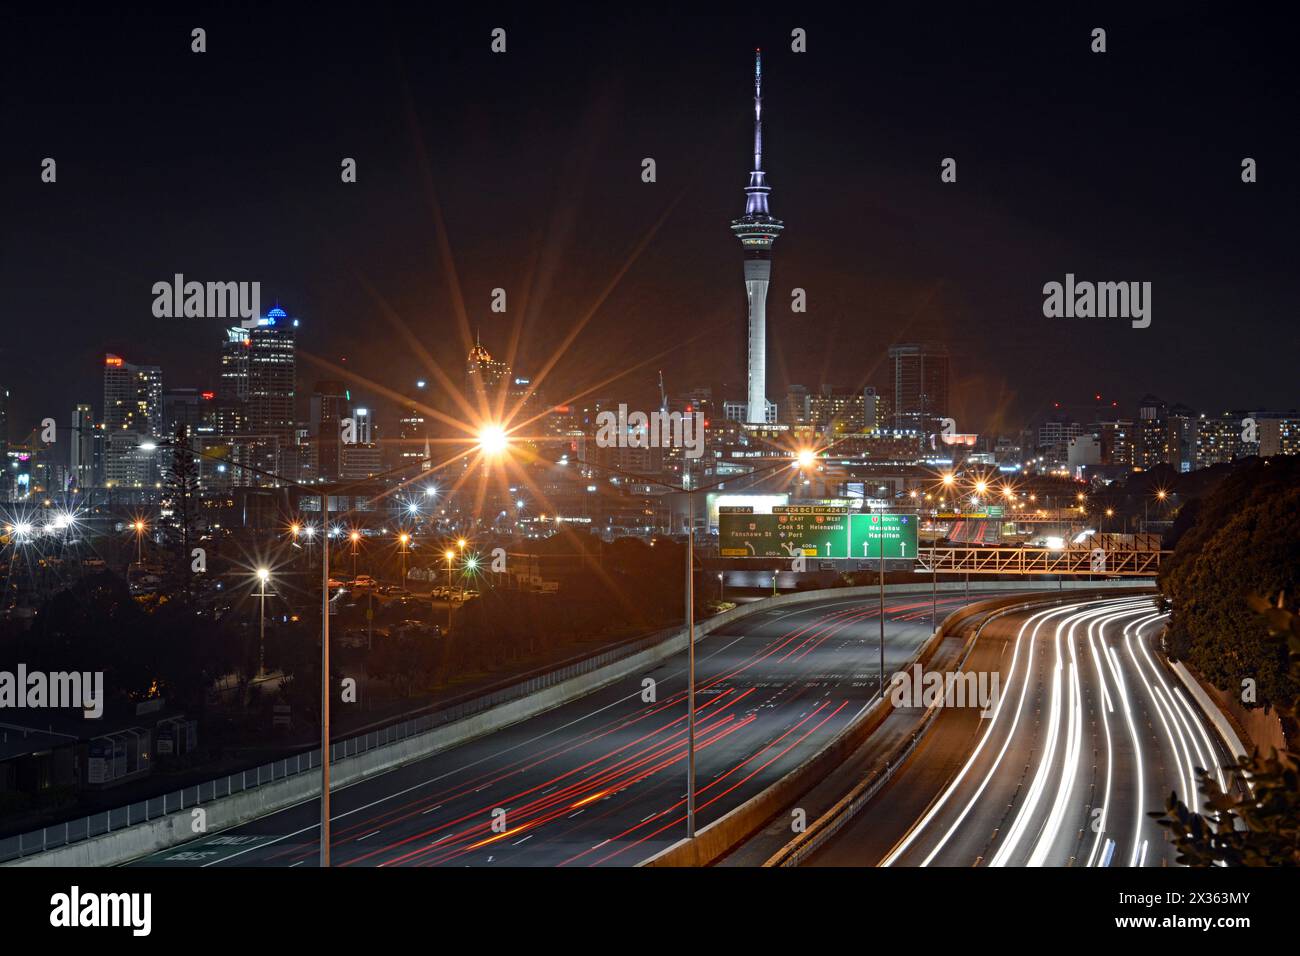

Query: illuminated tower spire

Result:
[753,48,763,172]
[731,48,783,424]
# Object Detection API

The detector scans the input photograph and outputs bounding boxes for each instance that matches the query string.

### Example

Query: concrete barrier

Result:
[7,578,1150,867]
[1169,660,1249,759]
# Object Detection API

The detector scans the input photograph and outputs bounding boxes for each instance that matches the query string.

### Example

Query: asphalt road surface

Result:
[810,595,1237,867]
[133,589,1011,867]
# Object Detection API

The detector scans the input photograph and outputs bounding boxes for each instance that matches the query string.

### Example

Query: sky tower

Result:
[731,48,784,425]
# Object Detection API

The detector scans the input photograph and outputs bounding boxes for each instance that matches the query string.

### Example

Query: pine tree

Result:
[163,423,201,602]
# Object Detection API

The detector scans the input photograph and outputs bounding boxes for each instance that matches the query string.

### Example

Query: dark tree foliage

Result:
[444,536,686,679]
[7,571,235,713]
[162,423,201,601]
[1154,593,1300,866]
[264,609,341,728]
[1159,457,1300,708]
[368,632,440,697]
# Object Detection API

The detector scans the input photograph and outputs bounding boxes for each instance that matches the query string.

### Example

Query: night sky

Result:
[3,4,1296,440]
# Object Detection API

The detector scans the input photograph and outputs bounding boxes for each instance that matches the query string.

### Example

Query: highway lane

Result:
[133,590,1011,867]
[809,595,1237,867]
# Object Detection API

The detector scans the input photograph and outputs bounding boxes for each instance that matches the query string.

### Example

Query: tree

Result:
[162,423,202,602]
[1154,592,1300,866]
[1159,457,1300,708]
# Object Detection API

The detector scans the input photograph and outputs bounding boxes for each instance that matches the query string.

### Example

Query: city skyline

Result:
[4,8,1297,441]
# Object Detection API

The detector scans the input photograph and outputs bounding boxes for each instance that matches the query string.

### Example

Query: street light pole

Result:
[685,461,696,840]
[445,550,455,634]
[931,528,938,630]
[877,518,885,698]
[320,495,331,868]
[258,569,268,676]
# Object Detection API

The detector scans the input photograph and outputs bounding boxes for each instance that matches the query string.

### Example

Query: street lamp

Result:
[256,567,270,675]
[350,530,361,580]
[444,549,456,632]
[462,553,478,599]
[399,532,411,587]
[132,519,146,565]
[478,425,508,456]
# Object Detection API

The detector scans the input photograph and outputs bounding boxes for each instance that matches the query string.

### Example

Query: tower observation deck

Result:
[730,48,784,425]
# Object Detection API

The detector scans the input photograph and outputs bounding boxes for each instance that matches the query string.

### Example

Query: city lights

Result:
[478,425,508,456]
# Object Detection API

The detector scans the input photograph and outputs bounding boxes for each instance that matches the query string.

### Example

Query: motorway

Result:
[809,595,1237,867]
[133,590,1010,867]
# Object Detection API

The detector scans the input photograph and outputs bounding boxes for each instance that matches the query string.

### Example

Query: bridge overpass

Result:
[915,545,1167,576]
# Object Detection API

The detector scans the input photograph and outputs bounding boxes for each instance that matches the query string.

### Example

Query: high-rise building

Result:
[889,344,949,431]
[1259,413,1300,458]
[395,400,431,472]
[782,385,811,425]
[213,306,298,483]
[311,379,349,482]
[1135,394,1170,469]
[1167,403,1198,472]
[0,386,8,464]
[1036,418,1085,464]
[730,49,784,425]
[466,333,509,405]
[808,386,869,434]
[1097,418,1135,466]
[162,387,215,438]
[242,306,297,479]
[102,353,163,487]
[70,404,95,489]
[1195,411,1259,469]
[353,406,373,445]
[216,326,251,435]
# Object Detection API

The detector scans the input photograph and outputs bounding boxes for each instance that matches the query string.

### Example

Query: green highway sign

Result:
[719,507,849,558]
[719,508,916,562]
[849,513,919,560]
